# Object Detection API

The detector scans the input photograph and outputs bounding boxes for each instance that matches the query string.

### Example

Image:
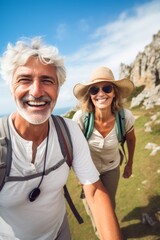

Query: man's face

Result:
[12,57,59,124]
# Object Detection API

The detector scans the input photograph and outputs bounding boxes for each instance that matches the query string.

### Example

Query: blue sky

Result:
[0,0,160,114]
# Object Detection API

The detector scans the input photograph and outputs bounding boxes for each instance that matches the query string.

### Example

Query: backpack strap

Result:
[0,117,12,191]
[52,115,83,224]
[83,112,94,140]
[52,115,73,167]
[115,109,127,163]
[115,109,125,143]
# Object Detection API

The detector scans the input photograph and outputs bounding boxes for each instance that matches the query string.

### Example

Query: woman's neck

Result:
[94,107,114,123]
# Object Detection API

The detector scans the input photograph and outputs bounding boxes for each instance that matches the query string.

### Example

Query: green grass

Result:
[65,105,160,240]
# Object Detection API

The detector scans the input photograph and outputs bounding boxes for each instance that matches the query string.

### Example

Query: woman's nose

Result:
[98,88,105,95]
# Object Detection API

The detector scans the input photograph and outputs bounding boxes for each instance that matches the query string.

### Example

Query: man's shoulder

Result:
[51,115,77,128]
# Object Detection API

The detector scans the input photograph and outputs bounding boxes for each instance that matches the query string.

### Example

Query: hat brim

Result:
[73,78,134,100]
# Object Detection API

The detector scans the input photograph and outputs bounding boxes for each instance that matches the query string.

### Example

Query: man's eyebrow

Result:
[40,75,56,79]
[16,74,56,80]
[16,74,32,78]
[40,75,57,82]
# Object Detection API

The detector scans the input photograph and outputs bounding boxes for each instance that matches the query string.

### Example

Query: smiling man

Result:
[0,37,122,240]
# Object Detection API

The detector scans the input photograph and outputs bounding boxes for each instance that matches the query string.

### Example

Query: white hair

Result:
[0,37,66,87]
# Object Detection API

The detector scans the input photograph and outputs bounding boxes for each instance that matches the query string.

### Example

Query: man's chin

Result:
[18,110,51,125]
[27,117,49,125]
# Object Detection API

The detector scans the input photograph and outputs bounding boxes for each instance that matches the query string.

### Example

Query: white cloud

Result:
[56,23,67,40]
[78,19,90,32]
[56,84,76,108]
[58,0,160,109]
[0,82,16,115]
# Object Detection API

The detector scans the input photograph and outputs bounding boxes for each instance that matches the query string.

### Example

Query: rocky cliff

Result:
[119,30,160,109]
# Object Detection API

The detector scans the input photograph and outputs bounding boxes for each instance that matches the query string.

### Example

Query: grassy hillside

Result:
[65,105,160,240]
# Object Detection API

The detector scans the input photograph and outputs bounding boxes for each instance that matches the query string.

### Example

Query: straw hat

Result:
[73,66,134,100]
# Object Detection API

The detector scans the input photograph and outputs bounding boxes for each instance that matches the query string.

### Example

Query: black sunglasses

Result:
[89,85,113,95]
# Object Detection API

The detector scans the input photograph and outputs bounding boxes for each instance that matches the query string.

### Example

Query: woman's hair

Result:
[79,84,123,113]
[0,37,66,87]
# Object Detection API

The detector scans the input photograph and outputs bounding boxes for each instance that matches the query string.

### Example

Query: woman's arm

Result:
[123,127,136,178]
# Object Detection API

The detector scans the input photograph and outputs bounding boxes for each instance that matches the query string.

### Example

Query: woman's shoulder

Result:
[123,108,134,118]
[123,108,135,127]
[72,109,83,120]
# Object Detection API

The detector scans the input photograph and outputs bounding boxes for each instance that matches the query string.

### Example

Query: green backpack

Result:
[83,108,127,164]
[0,115,83,224]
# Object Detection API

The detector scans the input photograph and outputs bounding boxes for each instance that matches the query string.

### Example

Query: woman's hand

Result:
[123,164,132,178]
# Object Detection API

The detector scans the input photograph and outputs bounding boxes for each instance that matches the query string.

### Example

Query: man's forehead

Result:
[14,61,57,77]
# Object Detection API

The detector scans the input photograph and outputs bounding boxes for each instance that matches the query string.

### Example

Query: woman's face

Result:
[89,82,115,110]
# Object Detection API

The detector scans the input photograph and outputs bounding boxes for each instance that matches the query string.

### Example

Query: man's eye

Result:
[18,78,31,83]
[42,78,56,84]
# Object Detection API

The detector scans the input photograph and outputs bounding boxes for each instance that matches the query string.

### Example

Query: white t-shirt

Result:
[0,115,99,240]
[0,217,19,240]
[73,109,135,173]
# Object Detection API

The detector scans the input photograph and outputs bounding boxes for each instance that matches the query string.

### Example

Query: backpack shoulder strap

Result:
[115,108,126,144]
[51,115,73,167]
[119,108,126,143]
[115,109,127,163]
[52,115,83,224]
[0,117,12,190]
[83,111,94,140]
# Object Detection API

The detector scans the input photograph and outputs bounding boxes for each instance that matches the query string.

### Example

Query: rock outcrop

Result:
[119,30,160,109]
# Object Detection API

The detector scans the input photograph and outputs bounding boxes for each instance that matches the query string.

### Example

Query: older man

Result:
[0,37,122,240]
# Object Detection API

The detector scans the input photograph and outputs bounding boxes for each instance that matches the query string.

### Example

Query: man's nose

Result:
[30,80,44,97]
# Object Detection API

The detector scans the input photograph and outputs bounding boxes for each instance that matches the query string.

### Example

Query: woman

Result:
[72,66,136,236]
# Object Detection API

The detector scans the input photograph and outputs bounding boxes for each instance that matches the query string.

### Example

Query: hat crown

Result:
[90,66,115,83]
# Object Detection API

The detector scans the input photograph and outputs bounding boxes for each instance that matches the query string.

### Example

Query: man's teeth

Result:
[28,101,46,106]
